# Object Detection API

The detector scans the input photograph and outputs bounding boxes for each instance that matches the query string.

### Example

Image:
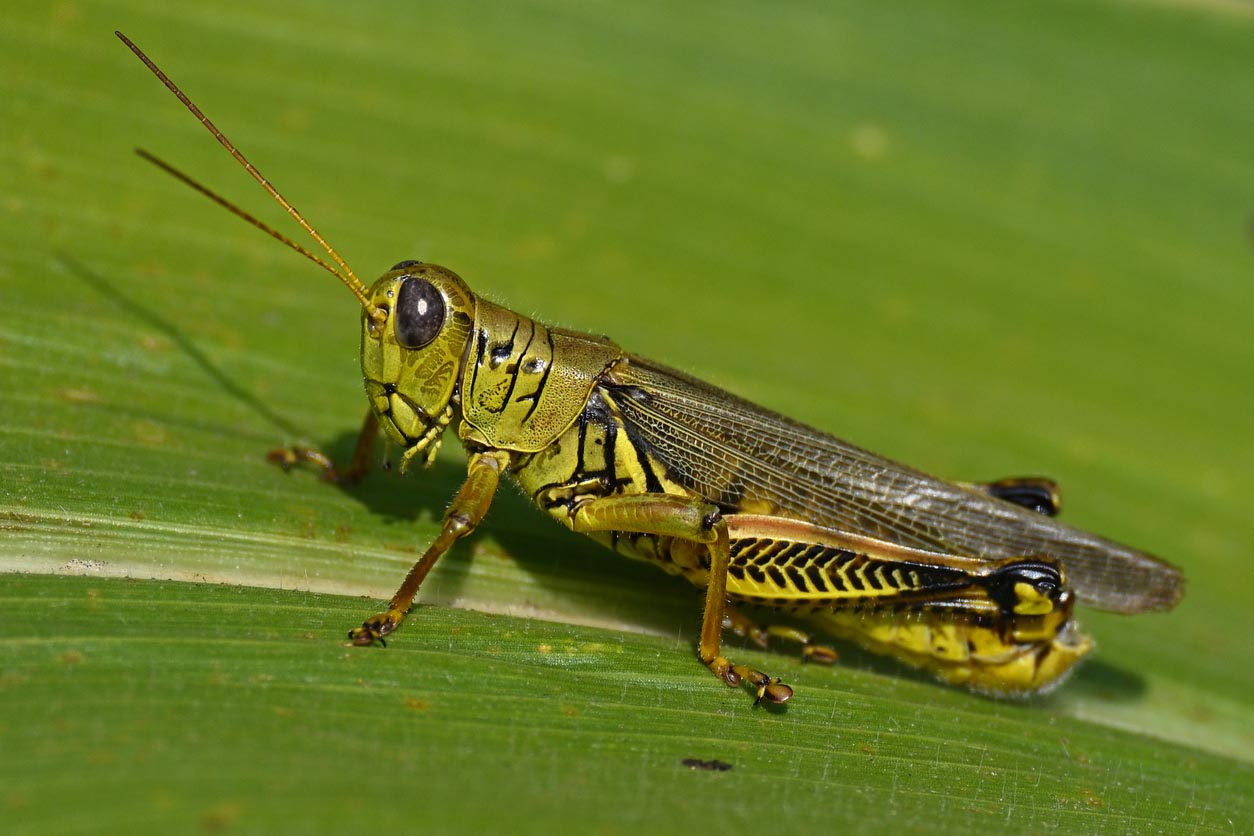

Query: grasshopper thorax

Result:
[361,261,477,460]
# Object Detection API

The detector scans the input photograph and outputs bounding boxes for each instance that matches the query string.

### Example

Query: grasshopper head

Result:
[360,261,476,459]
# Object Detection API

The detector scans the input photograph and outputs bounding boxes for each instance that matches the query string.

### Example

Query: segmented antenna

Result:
[115,31,385,325]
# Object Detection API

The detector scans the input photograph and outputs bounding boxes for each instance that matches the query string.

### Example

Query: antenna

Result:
[115,31,385,325]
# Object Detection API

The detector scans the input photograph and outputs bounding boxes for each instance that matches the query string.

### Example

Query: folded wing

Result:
[606,357,1183,614]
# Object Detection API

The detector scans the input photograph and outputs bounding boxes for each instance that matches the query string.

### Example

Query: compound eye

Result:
[394,277,446,348]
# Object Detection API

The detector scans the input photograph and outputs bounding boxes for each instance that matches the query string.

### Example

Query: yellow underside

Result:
[812,610,1092,695]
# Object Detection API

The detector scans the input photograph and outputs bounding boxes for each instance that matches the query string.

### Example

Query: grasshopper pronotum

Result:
[117,32,1183,703]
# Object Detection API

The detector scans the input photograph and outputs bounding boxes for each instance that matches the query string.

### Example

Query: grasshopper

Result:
[117,33,1184,703]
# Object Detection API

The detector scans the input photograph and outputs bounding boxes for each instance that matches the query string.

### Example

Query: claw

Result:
[349,613,397,646]
[802,645,839,665]
[266,448,298,472]
[348,626,377,646]
[733,665,792,705]
[349,629,386,647]
[709,658,792,705]
[758,681,793,705]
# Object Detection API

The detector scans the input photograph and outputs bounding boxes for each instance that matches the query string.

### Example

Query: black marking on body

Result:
[980,560,1064,617]
[750,541,785,566]
[489,321,520,369]
[496,320,535,414]
[780,542,808,564]
[529,390,630,516]
[574,396,591,476]
[802,559,832,591]
[610,388,665,495]
[827,564,848,592]
[730,537,982,603]
[897,561,978,597]
[605,382,751,513]
[575,391,618,489]
[785,565,810,593]
[469,328,488,395]
[517,329,556,424]
[843,555,868,592]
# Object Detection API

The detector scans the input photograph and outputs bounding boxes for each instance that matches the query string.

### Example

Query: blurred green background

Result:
[1,1,1251,833]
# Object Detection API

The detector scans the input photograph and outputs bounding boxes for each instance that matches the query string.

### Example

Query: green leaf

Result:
[2,1,1251,833]
[2,574,1247,834]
